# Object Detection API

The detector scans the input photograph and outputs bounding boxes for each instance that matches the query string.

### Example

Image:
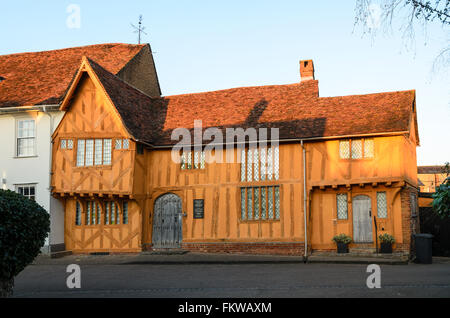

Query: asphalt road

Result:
[12,262,450,298]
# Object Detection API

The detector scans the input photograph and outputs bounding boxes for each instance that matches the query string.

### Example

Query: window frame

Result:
[339,138,374,160]
[240,145,280,183]
[240,185,281,222]
[15,183,37,201]
[75,138,113,168]
[336,193,349,220]
[15,118,37,158]
[376,191,388,219]
[180,149,206,171]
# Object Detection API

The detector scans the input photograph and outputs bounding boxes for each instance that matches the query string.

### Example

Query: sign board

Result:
[193,199,204,219]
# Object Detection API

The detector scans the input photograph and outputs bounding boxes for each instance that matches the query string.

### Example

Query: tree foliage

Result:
[354,0,450,69]
[432,162,450,218]
[0,190,49,281]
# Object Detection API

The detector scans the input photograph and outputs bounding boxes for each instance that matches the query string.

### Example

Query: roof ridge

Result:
[319,89,415,100]
[85,57,155,101]
[163,82,310,98]
[0,43,146,58]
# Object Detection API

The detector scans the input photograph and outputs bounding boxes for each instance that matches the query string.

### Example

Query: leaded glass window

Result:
[75,201,81,226]
[103,139,112,165]
[92,202,97,225]
[97,203,101,225]
[67,139,73,149]
[85,139,94,166]
[115,139,122,150]
[240,146,279,182]
[268,186,274,219]
[377,192,388,218]
[364,139,374,158]
[61,139,67,149]
[274,186,280,219]
[86,201,91,225]
[122,139,129,149]
[111,202,116,225]
[267,147,273,181]
[76,139,85,167]
[261,187,267,219]
[339,140,350,159]
[105,201,118,225]
[351,139,362,159]
[241,188,246,220]
[336,193,348,220]
[180,150,205,170]
[181,151,187,170]
[247,187,253,220]
[247,148,253,182]
[260,147,266,181]
[240,186,280,221]
[105,202,110,225]
[254,188,260,220]
[240,149,246,181]
[194,151,200,169]
[274,146,279,180]
[123,201,129,224]
[94,139,103,166]
[253,148,259,181]
[200,151,206,169]
[187,151,192,169]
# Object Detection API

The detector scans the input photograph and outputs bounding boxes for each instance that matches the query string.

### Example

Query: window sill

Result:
[14,155,38,159]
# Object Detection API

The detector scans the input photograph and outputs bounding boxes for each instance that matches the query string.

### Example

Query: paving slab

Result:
[32,252,306,265]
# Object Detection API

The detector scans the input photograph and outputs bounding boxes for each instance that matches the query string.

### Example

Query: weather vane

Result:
[131,15,147,44]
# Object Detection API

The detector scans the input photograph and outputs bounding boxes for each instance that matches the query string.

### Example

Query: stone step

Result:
[141,249,189,255]
[50,250,72,259]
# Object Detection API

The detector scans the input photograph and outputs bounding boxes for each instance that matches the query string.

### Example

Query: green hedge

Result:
[0,190,49,280]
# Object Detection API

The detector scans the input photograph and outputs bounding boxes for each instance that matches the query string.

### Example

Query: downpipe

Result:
[301,140,308,263]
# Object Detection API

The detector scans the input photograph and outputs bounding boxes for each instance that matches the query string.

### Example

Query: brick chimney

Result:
[300,60,314,82]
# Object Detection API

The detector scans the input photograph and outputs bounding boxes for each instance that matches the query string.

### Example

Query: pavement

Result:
[13,256,450,297]
[32,251,446,265]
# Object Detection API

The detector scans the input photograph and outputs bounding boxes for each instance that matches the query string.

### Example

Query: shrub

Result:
[332,234,352,244]
[0,190,49,297]
[378,233,395,244]
[432,177,450,219]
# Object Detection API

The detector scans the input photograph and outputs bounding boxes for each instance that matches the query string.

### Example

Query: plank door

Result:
[152,193,182,248]
[352,195,373,243]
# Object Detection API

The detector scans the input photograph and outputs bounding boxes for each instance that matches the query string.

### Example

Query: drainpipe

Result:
[301,140,308,260]
[41,106,56,253]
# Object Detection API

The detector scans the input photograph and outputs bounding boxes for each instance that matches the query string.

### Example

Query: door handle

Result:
[369,209,372,217]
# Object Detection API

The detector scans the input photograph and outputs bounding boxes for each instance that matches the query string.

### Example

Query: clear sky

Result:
[1,1,448,165]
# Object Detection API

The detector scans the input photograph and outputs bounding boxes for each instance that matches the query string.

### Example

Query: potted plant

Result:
[332,234,352,253]
[378,233,395,254]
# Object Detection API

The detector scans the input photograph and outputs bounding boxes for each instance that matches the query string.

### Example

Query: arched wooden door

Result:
[152,193,182,248]
[352,195,373,243]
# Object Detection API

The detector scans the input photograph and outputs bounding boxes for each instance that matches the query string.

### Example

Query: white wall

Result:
[0,110,64,252]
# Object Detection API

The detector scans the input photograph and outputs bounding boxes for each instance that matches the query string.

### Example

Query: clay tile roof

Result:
[86,58,416,146]
[418,166,447,174]
[86,58,154,142]
[0,43,145,108]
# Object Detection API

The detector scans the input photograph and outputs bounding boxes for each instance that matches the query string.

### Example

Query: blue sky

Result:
[1,1,448,165]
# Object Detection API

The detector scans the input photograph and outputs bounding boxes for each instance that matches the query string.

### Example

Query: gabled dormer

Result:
[51,57,154,197]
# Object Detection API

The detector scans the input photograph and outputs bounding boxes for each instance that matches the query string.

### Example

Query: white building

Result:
[0,43,161,253]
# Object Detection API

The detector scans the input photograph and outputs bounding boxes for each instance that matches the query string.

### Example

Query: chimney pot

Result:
[300,59,314,82]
